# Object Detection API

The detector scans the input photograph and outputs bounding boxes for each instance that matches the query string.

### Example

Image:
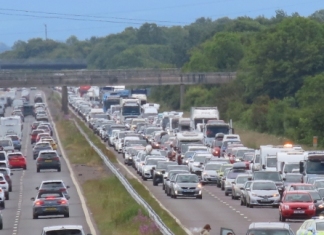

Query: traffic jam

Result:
[0,88,91,235]
[64,85,324,235]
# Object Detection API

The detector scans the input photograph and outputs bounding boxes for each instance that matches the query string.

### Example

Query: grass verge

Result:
[47,90,187,235]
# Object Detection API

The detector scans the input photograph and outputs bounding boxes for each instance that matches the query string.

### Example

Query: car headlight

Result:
[319,204,324,209]
[203,172,208,176]
[155,171,161,175]
[273,193,279,197]
[226,181,231,186]
[197,183,202,188]
[283,205,290,210]
[251,193,258,197]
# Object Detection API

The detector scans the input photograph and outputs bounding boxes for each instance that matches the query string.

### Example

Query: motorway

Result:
[67,106,304,235]
[2,90,91,235]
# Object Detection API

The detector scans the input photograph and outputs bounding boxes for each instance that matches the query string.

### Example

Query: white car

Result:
[141,158,166,181]
[0,184,4,208]
[0,151,9,168]
[41,225,91,235]
[0,173,9,200]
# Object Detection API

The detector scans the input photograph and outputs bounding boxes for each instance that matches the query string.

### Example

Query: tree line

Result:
[2,9,324,146]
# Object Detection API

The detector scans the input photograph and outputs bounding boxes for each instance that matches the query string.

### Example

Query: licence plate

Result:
[183,190,194,192]
[45,160,52,162]
[45,207,57,211]
[261,199,269,202]
[294,210,305,214]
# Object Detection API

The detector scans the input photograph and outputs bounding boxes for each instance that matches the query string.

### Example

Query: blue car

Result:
[6,135,21,151]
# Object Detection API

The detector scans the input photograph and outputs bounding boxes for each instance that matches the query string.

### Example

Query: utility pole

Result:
[44,24,47,40]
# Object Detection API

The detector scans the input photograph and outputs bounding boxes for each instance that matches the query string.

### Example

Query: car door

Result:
[220,227,235,235]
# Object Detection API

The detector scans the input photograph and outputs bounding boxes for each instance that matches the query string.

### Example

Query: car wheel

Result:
[64,212,70,218]
[225,192,229,196]
[142,176,147,181]
[33,214,38,219]
[240,199,243,206]
[279,213,286,222]
[0,201,4,209]
[23,166,27,170]
[173,194,177,199]
[0,221,2,230]
[58,167,61,172]
[5,193,9,200]
[153,180,158,186]
[162,184,165,190]
[9,186,12,192]
[37,168,40,173]
[217,183,221,188]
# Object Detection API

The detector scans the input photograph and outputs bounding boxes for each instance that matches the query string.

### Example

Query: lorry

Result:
[300,151,324,183]
[141,103,160,118]
[131,94,147,105]
[254,144,303,172]
[103,95,120,113]
[190,107,219,131]
[201,120,233,147]
[0,116,22,139]
[120,98,141,118]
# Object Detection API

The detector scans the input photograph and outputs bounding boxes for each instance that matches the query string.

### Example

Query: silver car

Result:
[170,173,202,199]
[246,180,280,208]
[231,174,251,200]
[201,162,224,185]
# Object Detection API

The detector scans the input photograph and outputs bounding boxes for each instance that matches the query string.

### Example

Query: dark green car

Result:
[36,150,61,172]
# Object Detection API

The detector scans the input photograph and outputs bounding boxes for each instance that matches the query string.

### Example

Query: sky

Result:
[0,0,323,47]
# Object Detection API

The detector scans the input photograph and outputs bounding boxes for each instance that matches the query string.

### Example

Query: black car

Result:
[152,161,177,186]
[33,142,53,160]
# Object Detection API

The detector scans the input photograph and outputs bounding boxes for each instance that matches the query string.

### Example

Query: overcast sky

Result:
[0,0,322,46]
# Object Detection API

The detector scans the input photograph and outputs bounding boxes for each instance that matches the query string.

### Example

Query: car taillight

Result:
[54,157,59,161]
[35,200,44,206]
[58,199,67,205]
[60,188,66,192]
[0,181,5,184]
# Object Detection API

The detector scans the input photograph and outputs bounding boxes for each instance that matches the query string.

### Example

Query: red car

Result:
[279,191,316,221]
[31,122,40,130]
[30,129,44,144]
[7,152,27,170]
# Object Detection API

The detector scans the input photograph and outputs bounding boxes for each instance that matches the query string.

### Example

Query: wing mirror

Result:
[232,182,235,184]
[66,186,70,189]
[31,197,35,201]
[10,173,13,175]
[282,178,286,181]
[35,187,39,190]
[240,187,244,190]
[161,170,165,174]
[152,167,156,170]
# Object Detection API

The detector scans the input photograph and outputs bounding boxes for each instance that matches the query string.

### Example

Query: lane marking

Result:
[43,91,97,235]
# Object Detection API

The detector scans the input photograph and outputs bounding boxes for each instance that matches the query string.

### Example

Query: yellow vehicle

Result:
[296,217,324,234]
[216,164,233,188]
[41,137,58,150]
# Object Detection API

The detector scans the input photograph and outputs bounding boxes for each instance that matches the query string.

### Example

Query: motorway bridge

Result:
[0,69,236,113]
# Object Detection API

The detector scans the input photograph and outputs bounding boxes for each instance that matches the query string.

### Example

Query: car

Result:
[7,152,27,170]
[36,150,61,172]
[40,137,58,150]
[164,170,190,196]
[221,168,232,190]
[224,163,249,196]
[0,168,13,192]
[284,183,316,196]
[33,142,53,160]
[279,191,316,221]
[35,133,51,143]
[312,179,324,190]
[246,180,281,208]
[0,151,9,168]
[41,225,92,235]
[170,173,202,199]
[36,180,70,199]
[31,190,69,219]
[6,135,21,151]
[217,164,233,188]
[0,210,2,230]
[201,162,224,185]
[307,190,324,216]
[231,174,251,200]
[240,181,253,206]
[283,173,302,188]
[0,138,14,152]
[141,158,166,181]
[0,173,9,200]
[30,129,45,144]
[152,161,177,186]
[246,222,295,235]
[37,125,52,136]
[0,186,4,208]
[296,217,324,235]
[31,121,40,130]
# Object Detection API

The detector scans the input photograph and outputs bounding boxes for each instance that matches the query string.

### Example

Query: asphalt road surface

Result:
[1,90,91,235]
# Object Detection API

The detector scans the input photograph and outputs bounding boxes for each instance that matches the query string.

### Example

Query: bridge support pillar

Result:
[61,86,69,115]
[180,84,185,110]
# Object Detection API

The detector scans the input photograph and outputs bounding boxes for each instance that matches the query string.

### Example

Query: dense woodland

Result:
[2,10,324,146]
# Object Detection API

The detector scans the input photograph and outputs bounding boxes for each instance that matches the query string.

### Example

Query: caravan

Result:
[0,116,22,139]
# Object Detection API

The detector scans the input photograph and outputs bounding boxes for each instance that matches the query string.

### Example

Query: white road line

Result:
[43,91,97,235]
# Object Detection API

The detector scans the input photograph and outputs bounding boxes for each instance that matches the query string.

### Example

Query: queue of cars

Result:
[0,87,91,234]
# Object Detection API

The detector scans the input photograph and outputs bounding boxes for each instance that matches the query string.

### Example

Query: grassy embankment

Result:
[49,92,187,235]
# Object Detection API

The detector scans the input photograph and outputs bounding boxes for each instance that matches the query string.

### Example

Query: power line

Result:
[0,7,190,24]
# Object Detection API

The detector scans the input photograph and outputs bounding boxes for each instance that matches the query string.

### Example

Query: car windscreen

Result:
[0,152,5,160]
[193,156,206,163]
[0,140,10,146]
[309,191,321,200]
[40,153,57,158]
[252,182,277,190]
[8,154,23,159]
[42,182,64,188]
[167,165,189,172]
[247,229,290,235]
[38,192,63,199]
[285,175,302,183]
[0,169,8,176]
[236,150,254,158]
[176,175,199,183]
[45,229,83,235]
[205,164,222,170]
[36,143,51,148]
[156,161,177,169]
[227,171,245,179]
[237,176,250,184]
[8,136,19,141]
[284,194,312,202]
[146,159,164,165]
[253,172,281,181]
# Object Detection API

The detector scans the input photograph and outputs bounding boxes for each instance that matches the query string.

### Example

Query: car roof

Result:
[7,152,23,155]
[252,180,276,183]
[284,190,311,194]
[290,183,312,186]
[41,180,64,183]
[42,225,83,232]
[249,222,290,229]
[39,150,57,153]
